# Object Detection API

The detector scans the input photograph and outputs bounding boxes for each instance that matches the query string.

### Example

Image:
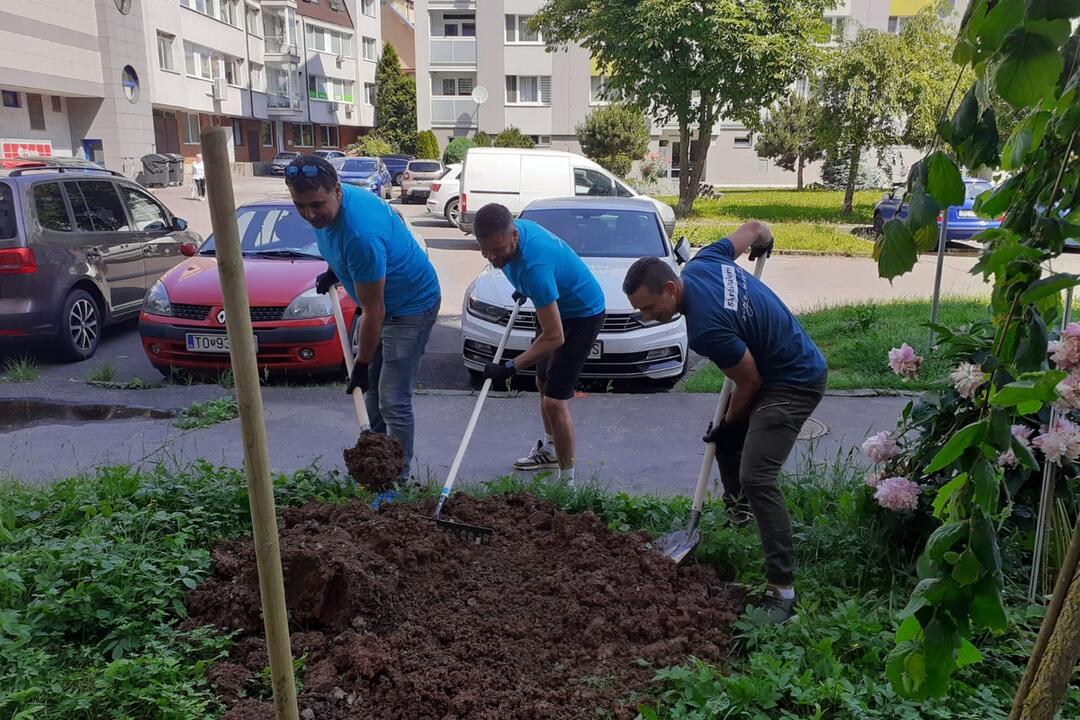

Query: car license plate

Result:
[588,341,602,359]
[957,210,977,218]
[185,333,258,353]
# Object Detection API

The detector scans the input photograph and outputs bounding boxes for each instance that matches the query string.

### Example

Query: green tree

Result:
[751,94,825,190]
[374,44,417,153]
[472,130,492,147]
[575,103,650,178]
[533,0,829,218]
[493,127,535,148]
[443,137,473,165]
[414,130,440,159]
[346,134,395,157]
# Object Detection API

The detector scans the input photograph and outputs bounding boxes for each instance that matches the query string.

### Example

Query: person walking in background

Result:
[191,153,206,201]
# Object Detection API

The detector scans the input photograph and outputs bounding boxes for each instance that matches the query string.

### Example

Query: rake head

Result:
[435,516,493,544]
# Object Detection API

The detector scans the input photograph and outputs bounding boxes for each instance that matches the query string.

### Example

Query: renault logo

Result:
[217,309,226,324]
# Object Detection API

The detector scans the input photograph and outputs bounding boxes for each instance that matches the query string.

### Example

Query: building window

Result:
[246,6,260,35]
[824,16,846,43]
[232,119,243,146]
[528,135,551,147]
[590,75,621,104]
[733,133,752,148]
[442,13,475,37]
[887,16,910,34]
[185,42,240,83]
[306,24,352,57]
[364,82,375,106]
[321,126,339,147]
[250,63,265,92]
[505,14,541,43]
[2,91,19,108]
[292,123,314,147]
[438,76,474,96]
[224,58,243,85]
[362,36,377,61]
[182,0,241,27]
[121,66,139,103]
[361,0,375,17]
[260,121,274,146]
[157,33,175,71]
[505,75,550,105]
[183,113,201,144]
[308,75,354,102]
[51,96,62,112]
[26,94,45,130]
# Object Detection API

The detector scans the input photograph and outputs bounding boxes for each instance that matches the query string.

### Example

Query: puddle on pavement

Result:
[0,399,176,433]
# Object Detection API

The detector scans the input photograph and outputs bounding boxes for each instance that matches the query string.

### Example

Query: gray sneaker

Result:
[514,440,560,471]
[755,587,798,624]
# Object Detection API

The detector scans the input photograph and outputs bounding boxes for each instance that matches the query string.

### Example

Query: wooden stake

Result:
[201,127,299,720]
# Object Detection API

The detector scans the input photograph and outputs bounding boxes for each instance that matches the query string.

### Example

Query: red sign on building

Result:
[1,141,53,160]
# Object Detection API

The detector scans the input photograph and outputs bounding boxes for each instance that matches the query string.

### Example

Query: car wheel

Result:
[393,172,404,186]
[57,289,101,362]
[873,212,884,237]
[445,198,461,227]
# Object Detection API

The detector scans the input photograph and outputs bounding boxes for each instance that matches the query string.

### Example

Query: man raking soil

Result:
[624,221,827,624]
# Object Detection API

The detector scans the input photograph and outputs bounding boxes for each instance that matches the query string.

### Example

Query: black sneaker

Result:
[755,587,798,624]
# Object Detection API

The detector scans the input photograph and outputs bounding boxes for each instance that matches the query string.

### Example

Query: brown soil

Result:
[342,431,405,491]
[186,494,744,719]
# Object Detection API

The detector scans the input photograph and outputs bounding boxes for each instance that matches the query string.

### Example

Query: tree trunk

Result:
[676,112,713,219]
[675,120,691,218]
[843,144,861,215]
[796,155,805,191]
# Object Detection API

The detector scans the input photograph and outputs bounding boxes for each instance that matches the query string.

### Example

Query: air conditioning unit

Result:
[344,105,353,118]
[327,102,339,112]
[211,77,227,101]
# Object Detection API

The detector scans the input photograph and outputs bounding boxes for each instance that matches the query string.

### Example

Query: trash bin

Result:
[136,154,169,187]
[163,153,183,186]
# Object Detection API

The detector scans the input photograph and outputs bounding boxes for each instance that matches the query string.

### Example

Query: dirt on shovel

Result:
[343,432,405,492]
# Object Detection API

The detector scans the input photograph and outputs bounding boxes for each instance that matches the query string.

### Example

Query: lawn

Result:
[676,221,873,257]
[659,188,883,225]
[681,299,991,392]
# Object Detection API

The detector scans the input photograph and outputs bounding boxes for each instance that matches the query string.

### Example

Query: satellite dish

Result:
[471,86,489,105]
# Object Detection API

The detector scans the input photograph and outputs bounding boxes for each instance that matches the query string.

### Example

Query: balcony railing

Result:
[430,37,476,65]
[267,92,302,110]
[431,97,477,126]
[264,36,298,56]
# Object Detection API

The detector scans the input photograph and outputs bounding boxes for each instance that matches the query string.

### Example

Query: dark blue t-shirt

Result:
[681,240,826,386]
[500,219,605,319]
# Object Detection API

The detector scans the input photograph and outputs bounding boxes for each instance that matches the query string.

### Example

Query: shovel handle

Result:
[437,296,526,516]
[690,253,767,514]
[329,286,371,432]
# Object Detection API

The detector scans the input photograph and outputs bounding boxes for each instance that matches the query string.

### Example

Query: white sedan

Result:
[461,196,691,384]
[426,163,462,227]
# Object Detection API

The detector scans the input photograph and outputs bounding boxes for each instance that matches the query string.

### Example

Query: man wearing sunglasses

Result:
[285,155,441,483]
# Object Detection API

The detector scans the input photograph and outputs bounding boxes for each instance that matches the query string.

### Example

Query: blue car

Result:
[873,177,1001,243]
[330,156,392,199]
[379,154,414,186]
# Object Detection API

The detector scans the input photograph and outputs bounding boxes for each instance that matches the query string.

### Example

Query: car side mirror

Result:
[674,236,691,264]
[180,241,198,257]
[172,217,188,232]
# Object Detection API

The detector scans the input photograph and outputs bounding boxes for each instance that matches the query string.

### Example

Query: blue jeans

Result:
[364,300,440,480]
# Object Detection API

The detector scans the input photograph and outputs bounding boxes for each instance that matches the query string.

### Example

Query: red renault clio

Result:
[138,199,359,377]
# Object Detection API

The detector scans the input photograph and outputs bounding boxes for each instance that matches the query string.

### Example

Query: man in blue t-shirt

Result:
[474,203,606,485]
[285,155,441,481]
[623,221,826,623]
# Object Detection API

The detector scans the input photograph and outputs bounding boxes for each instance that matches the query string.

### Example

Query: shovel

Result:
[656,254,768,563]
[431,294,527,543]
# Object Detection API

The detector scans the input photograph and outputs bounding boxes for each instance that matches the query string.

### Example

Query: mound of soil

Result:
[186,494,744,719]
[343,432,405,491]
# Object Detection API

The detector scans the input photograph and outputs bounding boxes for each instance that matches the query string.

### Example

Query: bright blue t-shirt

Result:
[500,219,605,319]
[315,184,440,317]
[681,239,826,387]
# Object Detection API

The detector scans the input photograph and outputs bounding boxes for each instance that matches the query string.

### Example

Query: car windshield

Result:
[274,153,299,161]
[339,159,377,173]
[200,206,321,258]
[965,181,993,203]
[409,161,441,173]
[521,208,665,258]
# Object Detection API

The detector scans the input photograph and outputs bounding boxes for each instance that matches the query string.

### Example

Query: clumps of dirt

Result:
[186,494,745,720]
[342,431,405,491]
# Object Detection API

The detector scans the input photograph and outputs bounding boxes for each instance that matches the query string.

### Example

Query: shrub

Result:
[374,44,417,153]
[576,103,650,178]
[414,130,440,160]
[493,126,535,149]
[346,134,395,158]
[472,130,492,147]
[443,137,473,165]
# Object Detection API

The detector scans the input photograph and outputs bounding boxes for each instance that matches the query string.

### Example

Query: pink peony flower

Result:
[862,431,901,464]
[875,476,922,512]
[1033,417,1080,465]
[1056,371,1080,411]
[1050,323,1080,370]
[865,470,884,488]
[949,362,985,399]
[888,343,922,380]
[998,450,1017,467]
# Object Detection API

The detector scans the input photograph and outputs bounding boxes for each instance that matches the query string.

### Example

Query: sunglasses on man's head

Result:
[285,164,332,179]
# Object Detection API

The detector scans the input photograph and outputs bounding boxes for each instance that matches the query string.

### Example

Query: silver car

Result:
[0,165,200,361]
[400,159,445,204]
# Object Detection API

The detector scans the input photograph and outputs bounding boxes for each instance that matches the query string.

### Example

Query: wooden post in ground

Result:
[201,127,299,720]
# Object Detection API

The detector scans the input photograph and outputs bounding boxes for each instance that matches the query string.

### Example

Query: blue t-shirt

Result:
[500,219,605,319]
[315,184,440,317]
[681,240,826,387]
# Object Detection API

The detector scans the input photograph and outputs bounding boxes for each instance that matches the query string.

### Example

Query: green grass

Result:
[677,221,873,257]
[87,377,165,390]
[175,396,240,430]
[2,356,39,383]
[659,188,883,225]
[85,363,117,383]
[682,299,991,392]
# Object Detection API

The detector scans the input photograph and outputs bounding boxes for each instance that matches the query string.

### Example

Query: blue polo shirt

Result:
[315,184,440,317]
[500,219,605,319]
[681,239,825,386]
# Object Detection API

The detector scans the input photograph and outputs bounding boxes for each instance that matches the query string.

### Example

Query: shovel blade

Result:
[435,517,493,544]
[654,528,700,563]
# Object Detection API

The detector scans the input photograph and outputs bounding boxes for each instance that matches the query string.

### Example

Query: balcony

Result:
[267,92,302,112]
[430,37,476,66]
[431,97,477,127]
[264,36,299,58]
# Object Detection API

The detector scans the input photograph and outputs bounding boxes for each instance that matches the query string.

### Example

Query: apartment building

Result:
[413,0,965,188]
[0,0,385,176]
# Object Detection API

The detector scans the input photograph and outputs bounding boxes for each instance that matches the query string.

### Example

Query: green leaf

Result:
[1002,110,1051,170]
[973,0,1026,59]
[956,637,983,668]
[1013,434,1040,469]
[1025,0,1080,21]
[974,173,1022,217]
[990,370,1067,407]
[950,86,979,141]
[972,460,1001,515]
[899,578,942,619]
[971,508,1003,577]
[992,29,1066,107]
[927,151,966,208]
[182,577,197,590]
[925,421,987,473]
[1020,273,1080,303]
[927,521,969,563]
[886,641,919,696]
[922,618,959,697]
[877,219,918,280]
[952,549,983,586]
[971,574,1008,632]
[1025,19,1073,46]
[933,474,968,519]
[1015,309,1050,373]
[895,615,921,644]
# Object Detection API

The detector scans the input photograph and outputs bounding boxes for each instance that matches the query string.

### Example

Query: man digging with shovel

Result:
[623,221,827,623]
[474,203,605,486]
[286,155,441,485]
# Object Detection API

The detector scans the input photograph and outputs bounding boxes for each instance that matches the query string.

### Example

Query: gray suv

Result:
[0,166,200,361]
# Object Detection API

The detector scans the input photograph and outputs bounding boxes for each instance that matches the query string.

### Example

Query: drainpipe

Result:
[301,18,312,137]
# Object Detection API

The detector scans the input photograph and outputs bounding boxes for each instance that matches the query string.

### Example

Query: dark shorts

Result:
[535,312,605,400]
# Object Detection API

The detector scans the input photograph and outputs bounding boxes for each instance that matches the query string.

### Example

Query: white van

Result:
[458,147,677,236]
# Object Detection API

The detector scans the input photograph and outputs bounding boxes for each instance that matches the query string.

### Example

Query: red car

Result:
[139,200,359,376]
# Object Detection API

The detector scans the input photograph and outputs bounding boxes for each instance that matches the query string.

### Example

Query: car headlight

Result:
[284,287,332,319]
[143,279,172,316]
[466,295,508,323]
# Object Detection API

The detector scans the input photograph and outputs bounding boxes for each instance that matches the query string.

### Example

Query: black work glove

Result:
[748,238,774,261]
[346,361,369,395]
[483,360,516,384]
[315,266,338,295]
[703,418,749,449]
[511,291,528,305]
